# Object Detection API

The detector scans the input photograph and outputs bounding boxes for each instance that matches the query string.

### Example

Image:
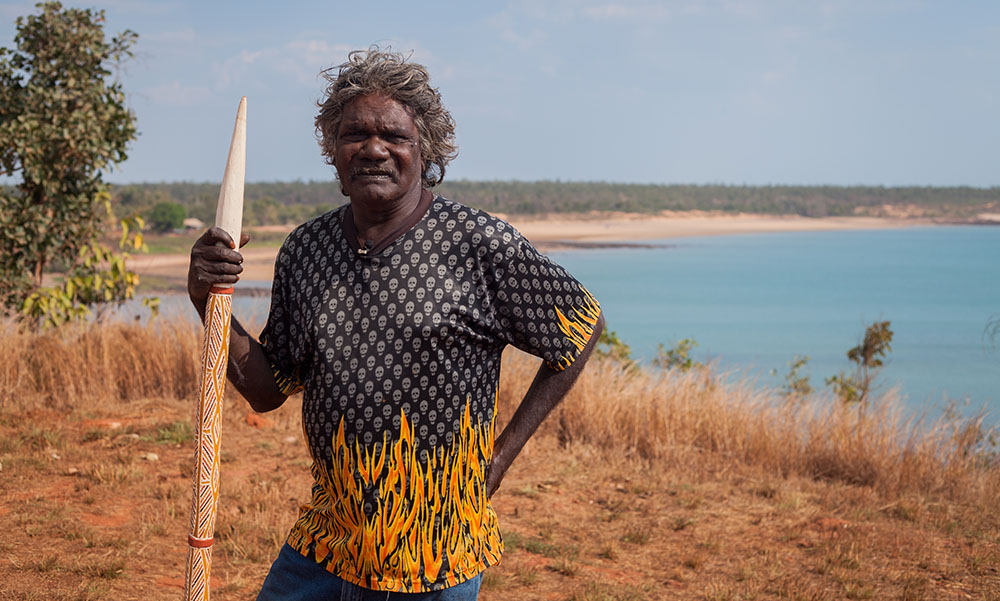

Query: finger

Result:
[239,232,251,248]
[195,270,240,286]
[195,244,244,264]
[202,261,243,275]
[193,229,240,260]
[200,226,235,249]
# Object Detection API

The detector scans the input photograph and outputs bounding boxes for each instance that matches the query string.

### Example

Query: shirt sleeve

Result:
[258,237,306,396]
[486,227,601,371]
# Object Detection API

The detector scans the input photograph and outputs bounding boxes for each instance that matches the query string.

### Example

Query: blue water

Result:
[137,226,1000,421]
[547,226,1000,420]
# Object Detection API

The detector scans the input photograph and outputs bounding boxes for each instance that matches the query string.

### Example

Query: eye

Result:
[339,133,368,143]
[384,134,412,146]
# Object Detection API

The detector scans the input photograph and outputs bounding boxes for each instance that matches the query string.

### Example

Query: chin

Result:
[347,187,400,205]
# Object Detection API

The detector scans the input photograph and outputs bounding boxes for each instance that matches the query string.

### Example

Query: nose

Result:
[358,135,390,160]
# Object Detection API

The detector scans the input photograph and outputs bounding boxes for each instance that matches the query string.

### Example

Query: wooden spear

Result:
[184,96,246,601]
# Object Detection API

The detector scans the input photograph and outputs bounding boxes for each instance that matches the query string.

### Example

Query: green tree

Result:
[0,2,141,323]
[652,338,703,371]
[594,328,634,366]
[148,201,186,233]
[782,355,813,400]
[826,321,894,405]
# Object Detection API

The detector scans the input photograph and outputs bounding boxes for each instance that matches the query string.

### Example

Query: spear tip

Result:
[215,97,247,259]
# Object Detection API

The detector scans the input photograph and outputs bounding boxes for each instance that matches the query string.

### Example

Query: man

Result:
[188,48,604,600]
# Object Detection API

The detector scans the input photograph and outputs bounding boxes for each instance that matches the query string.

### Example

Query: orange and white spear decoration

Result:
[184,96,246,601]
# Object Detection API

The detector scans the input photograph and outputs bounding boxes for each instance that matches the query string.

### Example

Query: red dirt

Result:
[2,395,998,600]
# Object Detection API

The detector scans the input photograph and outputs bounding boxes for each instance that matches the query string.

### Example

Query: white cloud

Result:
[581,3,671,20]
[487,10,547,52]
[717,0,762,17]
[212,39,455,91]
[143,27,198,44]
[216,39,354,89]
[140,81,212,107]
[818,0,925,18]
[761,69,786,83]
[500,25,547,52]
[286,40,354,75]
[88,0,178,17]
[492,0,671,24]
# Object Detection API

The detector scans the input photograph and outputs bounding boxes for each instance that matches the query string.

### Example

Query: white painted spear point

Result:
[214,95,247,266]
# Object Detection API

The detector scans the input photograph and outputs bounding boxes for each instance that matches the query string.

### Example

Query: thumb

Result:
[239,232,251,248]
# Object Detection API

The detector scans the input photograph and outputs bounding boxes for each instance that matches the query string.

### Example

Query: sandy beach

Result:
[131,212,924,288]
[509,211,919,247]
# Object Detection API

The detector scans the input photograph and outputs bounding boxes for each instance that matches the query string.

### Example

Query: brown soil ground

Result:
[2,368,998,601]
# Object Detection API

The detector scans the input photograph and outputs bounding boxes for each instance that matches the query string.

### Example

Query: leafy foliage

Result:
[108,181,1000,226]
[147,201,186,233]
[594,332,704,373]
[0,2,142,325]
[652,338,703,371]
[21,213,158,328]
[594,329,633,366]
[113,182,341,227]
[826,321,894,405]
[782,355,813,400]
[984,314,1000,353]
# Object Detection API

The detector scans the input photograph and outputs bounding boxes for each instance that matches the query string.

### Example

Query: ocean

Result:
[546,225,1000,421]
[149,225,1000,422]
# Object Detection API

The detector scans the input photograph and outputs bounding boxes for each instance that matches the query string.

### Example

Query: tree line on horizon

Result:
[106,180,1000,228]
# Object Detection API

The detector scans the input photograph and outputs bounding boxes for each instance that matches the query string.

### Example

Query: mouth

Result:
[351,168,395,182]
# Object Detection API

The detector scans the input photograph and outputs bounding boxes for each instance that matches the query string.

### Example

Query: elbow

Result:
[234,374,288,413]
[247,380,288,413]
[247,390,287,413]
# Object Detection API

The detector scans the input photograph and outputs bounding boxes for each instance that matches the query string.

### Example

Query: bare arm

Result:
[486,312,605,498]
[188,227,287,413]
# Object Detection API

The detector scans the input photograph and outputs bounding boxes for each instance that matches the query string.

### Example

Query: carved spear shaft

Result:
[184,96,246,601]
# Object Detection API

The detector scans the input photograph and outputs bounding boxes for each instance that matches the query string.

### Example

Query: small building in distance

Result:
[183,217,205,231]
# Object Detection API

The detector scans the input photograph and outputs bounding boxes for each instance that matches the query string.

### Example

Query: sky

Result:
[1,0,998,186]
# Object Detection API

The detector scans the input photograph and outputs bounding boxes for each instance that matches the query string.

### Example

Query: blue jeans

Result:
[256,544,483,601]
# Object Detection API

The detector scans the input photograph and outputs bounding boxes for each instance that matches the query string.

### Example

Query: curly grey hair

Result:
[316,47,458,188]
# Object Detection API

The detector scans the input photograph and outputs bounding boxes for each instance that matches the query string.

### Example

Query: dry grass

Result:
[8,319,996,508]
[0,319,200,408]
[499,351,1000,509]
[1,318,999,599]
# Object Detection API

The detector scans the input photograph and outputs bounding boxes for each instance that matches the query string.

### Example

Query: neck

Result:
[350,186,424,244]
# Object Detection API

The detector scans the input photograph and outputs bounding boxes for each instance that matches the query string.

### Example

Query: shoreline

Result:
[131,213,932,290]
[512,211,927,250]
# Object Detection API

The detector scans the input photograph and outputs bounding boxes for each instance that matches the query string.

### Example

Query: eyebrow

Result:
[339,125,414,138]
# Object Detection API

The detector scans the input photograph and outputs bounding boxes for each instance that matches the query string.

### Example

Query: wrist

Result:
[490,443,510,473]
[188,288,208,317]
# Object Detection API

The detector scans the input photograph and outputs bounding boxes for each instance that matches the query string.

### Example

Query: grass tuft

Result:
[498,348,1000,510]
[147,420,193,444]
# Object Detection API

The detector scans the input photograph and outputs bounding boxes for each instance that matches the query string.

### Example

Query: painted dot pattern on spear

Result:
[259,196,600,593]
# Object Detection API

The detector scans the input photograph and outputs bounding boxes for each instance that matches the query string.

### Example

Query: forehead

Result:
[339,94,417,132]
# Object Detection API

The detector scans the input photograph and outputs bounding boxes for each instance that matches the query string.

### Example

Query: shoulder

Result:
[272,205,347,277]
[429,196,525,250]
[278,204,347,256]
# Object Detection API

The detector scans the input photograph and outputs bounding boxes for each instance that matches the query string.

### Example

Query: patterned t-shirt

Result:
[259,194,600,592]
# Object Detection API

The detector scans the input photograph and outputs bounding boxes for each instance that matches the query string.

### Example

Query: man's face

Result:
[334,94,423,209]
